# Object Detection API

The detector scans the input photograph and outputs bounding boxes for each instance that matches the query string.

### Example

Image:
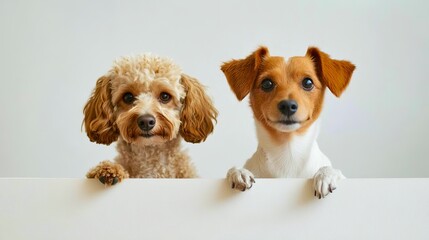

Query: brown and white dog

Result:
[84,54,217,185]
[221,46,355,198]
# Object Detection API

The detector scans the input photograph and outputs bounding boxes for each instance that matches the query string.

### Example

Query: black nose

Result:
[137,114,156,131]
[278,100,298,116]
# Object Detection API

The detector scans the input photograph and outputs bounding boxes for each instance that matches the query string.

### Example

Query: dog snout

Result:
[137,114,156,131]
[278,100,298,116]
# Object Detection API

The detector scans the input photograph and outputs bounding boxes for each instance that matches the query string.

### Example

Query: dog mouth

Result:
[271,118,306,126]
[266,116,310,130]
[140,132,155,138]
[140,131,168,139]
[276,119,301,125]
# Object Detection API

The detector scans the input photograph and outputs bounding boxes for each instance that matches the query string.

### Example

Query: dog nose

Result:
[278,100,298,116]
[137,114,156,131]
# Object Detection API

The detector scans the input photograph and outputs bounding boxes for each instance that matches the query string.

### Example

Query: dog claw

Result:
[314,190,317,196]
[250,177,255,183]
[112,177,119,185]
[99,176,106,184]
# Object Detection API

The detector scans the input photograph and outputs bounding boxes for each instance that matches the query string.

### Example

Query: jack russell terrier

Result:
[221,46,355,198]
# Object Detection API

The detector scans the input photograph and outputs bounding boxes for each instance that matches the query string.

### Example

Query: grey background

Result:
[1,0,428,178]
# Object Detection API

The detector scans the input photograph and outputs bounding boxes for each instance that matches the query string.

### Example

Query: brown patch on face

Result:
[248,56,326,143]
[221,46,355,144]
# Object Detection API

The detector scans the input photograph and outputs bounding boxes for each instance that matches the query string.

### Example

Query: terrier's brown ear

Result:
[306,47,355,97]
[221,46,270,100]
[179,74,218,143]
[83,76,119,145]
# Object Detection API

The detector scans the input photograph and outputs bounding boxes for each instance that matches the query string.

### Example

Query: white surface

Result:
[1,0,429,178]
[0,178,428,239]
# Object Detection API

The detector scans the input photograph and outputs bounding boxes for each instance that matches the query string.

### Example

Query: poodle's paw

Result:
[86,161,129,186]
[313,166,345,199]
[226,167,255,191]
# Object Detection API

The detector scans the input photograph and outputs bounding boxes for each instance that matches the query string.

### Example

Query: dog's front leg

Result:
[226,167,255,191]
[86,160,129,186]
[313,166,345,199]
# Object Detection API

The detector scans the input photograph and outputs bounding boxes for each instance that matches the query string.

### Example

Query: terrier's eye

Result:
[122,92,135,104]
[159,92,172,103]
[261,78,275,92]
[302,78,314,91]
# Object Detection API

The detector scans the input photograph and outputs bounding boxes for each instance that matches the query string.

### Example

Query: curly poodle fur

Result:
[84,54,217,185]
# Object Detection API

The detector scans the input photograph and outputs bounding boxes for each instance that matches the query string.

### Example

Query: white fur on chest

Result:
[244,120,331,178]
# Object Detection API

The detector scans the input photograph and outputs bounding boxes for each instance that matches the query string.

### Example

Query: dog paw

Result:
[86,161,129,186]
[313,166,345,199]
[226,167,255,191]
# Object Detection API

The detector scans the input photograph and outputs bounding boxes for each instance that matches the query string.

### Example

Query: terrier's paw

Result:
[226,167,255,191]
[86,161,129,186]
[313,166,345,199]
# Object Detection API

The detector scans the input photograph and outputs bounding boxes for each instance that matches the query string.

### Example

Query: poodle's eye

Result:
[261,78,275,92]
[122,92,135,104]
[302,78,314,91]
[159,92,171,103]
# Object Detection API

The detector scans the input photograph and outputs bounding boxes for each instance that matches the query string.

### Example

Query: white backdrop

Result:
[0,0,428,178]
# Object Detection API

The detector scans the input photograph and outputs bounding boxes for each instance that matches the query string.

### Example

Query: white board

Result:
[0,179,428,239]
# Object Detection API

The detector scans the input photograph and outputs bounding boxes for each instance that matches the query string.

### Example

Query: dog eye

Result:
[122,92,135,104]
[302,78,314,91]
[159,92,171,103]
[261,78,275,92]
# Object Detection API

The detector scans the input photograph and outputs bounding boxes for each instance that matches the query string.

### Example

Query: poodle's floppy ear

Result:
[83,75,118,145]
[179,74,218,143]
[306,47,356,97]
[221,46,269,101]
